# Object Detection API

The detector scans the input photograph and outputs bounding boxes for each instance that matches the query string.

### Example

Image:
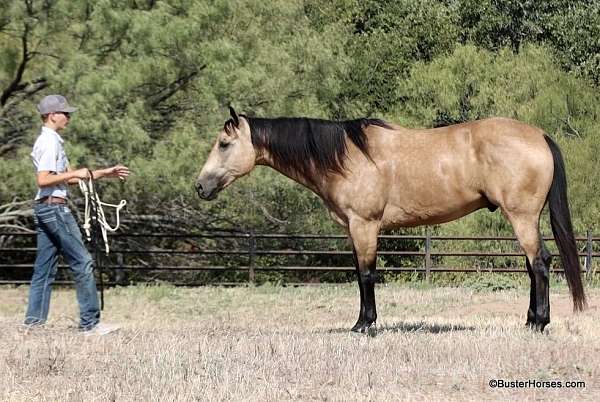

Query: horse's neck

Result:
[256,156,324,196]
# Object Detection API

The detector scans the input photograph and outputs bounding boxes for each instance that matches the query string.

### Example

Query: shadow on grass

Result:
[327,321,475,335]
[380,321,476,333]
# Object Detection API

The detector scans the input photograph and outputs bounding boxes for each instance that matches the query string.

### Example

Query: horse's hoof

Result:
[525,320,547,333]
[351,321,365,333]
[349,322,377,335]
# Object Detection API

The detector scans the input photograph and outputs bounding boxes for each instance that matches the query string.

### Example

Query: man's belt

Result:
[36,196,67,204]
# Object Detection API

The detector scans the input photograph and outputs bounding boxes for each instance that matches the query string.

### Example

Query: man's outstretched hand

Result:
[102,165,130,180]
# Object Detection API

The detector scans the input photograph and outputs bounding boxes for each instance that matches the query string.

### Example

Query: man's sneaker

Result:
[83,322,121,336]
[22,320,45,327]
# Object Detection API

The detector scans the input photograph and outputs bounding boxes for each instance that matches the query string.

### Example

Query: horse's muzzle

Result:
[195,181,218,200]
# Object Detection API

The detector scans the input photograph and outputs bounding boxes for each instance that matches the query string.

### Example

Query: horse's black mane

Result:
[226,116,391,184]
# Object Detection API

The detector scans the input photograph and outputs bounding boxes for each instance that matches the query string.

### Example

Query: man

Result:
[25,94,130,335]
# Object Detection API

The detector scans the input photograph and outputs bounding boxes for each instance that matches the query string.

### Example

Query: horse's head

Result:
[195,107,257,200]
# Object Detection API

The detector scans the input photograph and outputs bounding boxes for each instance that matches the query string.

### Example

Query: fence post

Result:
[248,231,256,284]
[115,252,127,285]
[585,229,593,279]
[425,227,432,282]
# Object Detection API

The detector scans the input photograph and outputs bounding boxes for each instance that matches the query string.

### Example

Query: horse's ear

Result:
[229,106,240,127]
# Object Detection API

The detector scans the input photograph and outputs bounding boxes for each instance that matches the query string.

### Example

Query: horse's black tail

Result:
[544,135,586,311]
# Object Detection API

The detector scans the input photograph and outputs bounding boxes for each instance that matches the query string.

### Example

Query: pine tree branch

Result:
[0,23,32,106]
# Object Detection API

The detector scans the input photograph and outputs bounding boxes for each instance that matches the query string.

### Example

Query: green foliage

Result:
[311,0,459,115]
[396,44,600,130]
[456,0,553,51]
[544,1,600,85]
[455,0,599,84]
[0,148,36,198]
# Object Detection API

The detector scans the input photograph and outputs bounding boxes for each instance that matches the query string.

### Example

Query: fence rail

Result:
[0,230,598,286]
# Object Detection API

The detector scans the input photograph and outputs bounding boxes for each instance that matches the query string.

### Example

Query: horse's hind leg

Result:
[348,218,380,333]
[506,213,551,332]
[525,243,552,329]
[525,259,536,326]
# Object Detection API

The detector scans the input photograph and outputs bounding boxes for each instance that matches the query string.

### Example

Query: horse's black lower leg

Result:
[351,248,367,332]
[530,246,552,332]
[525,259,537,328]
[351,271,377,334]
[360,269,377,333]
[351,248,378,333]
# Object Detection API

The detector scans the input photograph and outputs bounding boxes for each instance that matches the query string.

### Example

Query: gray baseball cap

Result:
[37,94,77,115]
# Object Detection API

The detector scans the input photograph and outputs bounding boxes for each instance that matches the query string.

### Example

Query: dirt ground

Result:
[0,283,598,401]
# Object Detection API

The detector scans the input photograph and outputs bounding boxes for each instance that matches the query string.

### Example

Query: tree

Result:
[0,1,54,157]
[456,0,600,84]
[305,0,459,116]
[544,1,600,85]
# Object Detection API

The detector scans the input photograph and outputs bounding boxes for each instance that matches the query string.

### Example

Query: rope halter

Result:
[78,171,127,254]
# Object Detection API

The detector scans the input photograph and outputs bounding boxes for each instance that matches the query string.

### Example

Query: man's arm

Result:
[37,165,130,187]
[37,168,90,187]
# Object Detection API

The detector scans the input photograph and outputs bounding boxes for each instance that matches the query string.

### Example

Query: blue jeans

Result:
[25,203,100,329]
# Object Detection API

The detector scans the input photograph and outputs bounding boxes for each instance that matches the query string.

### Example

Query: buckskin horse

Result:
[195,107,586,333]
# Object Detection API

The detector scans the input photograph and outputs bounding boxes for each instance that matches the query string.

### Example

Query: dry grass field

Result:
[0,282,598,401]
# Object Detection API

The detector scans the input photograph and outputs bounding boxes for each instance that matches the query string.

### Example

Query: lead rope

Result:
[79,170,127,310]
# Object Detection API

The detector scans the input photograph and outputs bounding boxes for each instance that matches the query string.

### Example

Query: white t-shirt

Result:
[31,127,69,200]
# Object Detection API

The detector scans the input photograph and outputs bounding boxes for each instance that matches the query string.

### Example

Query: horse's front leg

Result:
[348,219,380,334]
[350,247,366,332]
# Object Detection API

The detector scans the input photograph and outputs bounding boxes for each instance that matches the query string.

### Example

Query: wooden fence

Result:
[0,230,598,286]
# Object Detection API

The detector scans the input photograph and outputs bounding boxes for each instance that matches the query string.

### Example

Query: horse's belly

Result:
[381,197,489,229]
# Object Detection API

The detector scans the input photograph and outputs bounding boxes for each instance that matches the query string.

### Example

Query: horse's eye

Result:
[219,141,230,149]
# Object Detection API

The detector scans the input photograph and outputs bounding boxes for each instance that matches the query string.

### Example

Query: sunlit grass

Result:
[1,283,598,401]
